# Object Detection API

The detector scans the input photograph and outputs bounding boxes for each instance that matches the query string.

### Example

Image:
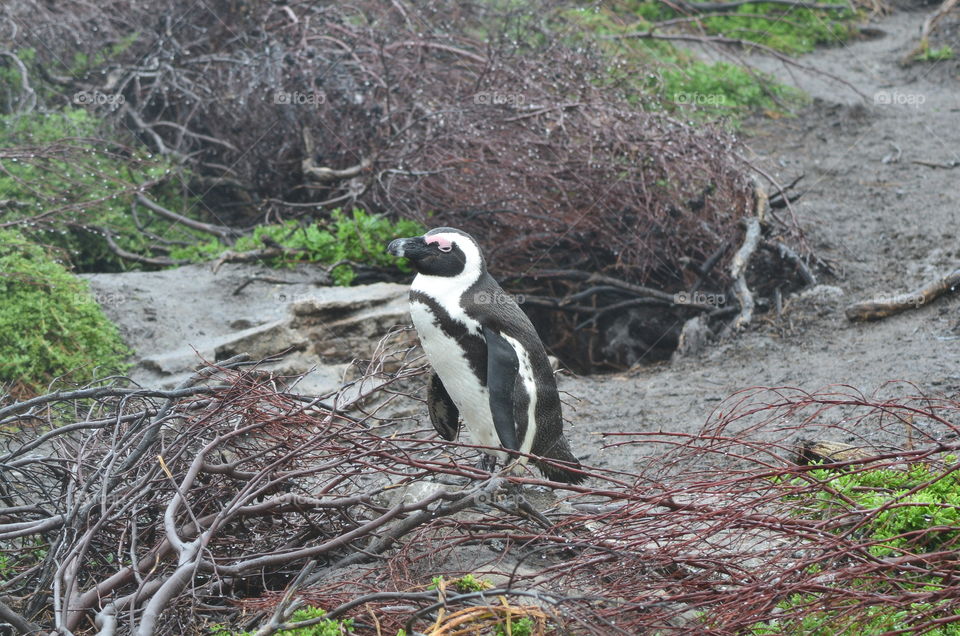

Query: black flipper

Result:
[483,326,520,451]
[427,371,460,441]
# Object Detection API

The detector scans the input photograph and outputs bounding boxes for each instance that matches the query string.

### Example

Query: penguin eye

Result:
[437,244,452,253]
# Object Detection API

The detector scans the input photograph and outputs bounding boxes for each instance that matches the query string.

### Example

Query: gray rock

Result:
[82,263,413,395]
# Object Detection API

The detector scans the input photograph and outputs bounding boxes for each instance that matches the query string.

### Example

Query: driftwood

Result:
[730,216,762,330]
[845,268,960,322]
[795,439,876,466]
[912,159,960,169]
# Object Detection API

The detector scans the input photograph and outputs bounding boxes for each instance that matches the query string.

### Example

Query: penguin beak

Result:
[387,236,426,259]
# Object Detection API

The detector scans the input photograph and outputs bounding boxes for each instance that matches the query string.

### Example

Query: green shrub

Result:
[660,60,800,117]
[170,209,424,285]
[0,107,197,272]
[0,229,129,395]
[496,616,535,636]
[750,458,960,633]
[428,573,494,593]
[627,0,858,55]
[792,459,960,559]
[210,606,352,635]
[562,5,804,119]
[917,45,955,62]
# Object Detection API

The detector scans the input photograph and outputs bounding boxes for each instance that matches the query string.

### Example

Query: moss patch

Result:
[0,229,129,396]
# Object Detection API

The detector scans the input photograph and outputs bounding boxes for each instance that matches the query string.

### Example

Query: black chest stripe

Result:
[410,290,488,387]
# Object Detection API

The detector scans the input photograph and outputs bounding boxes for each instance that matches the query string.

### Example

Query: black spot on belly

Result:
[411,290,488,387]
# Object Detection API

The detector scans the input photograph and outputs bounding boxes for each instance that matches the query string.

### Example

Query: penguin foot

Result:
[514,496,553,530]
[494,483,554,530]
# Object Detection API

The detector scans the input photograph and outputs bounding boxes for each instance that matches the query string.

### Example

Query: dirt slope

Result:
[564,6,960,473]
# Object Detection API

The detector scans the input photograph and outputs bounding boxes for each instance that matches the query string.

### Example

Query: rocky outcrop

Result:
[82,263,413,395]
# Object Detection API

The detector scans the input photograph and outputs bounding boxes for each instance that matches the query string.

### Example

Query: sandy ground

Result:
[564,5,960,473]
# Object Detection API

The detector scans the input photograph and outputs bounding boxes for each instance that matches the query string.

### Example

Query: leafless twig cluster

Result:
[3,332,959,635]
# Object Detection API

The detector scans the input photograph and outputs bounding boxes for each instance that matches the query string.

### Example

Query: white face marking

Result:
[411,232,483,293]
[410,232,485,333]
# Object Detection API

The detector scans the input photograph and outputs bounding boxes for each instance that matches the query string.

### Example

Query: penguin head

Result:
[387,227,486,279]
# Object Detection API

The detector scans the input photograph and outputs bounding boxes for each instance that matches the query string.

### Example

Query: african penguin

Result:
[387,227,585,484]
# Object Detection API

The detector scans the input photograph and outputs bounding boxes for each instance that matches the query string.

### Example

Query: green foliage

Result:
[751,458,960,633]
[210,606,352,636]
[750,596,960,634]
[0,229,129,394]
[428,573,494,593]
[627,0,858,54]
[170,209,424,285]
[660,60,801,117]
[917,45,955,62]
[0,536,48,585]
[0,108,195,271]
[793,458,960,559]
[454,573,494,593]
[68,33,140,78]
[562,5,804,119]
[496,616,535,636]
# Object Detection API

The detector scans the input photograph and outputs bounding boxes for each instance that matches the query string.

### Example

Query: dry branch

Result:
[763,239,817,287]
[134,194,239,243]
[730,216,761,329]
[0,49,36,113]
[795,439,877,465]
[903,0,960,62]
[6,361,960,634]
[301,128,374,182]
[845,267,960,322]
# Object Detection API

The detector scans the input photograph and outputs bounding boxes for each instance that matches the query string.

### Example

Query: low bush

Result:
[0,229,129,396]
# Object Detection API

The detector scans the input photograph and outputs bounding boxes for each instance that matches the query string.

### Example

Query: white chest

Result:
[409,294,504,457]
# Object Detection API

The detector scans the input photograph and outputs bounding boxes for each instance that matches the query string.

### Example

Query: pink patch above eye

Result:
[425,235,453,252]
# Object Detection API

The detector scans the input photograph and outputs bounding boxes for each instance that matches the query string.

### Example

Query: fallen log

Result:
[845,268,960,322]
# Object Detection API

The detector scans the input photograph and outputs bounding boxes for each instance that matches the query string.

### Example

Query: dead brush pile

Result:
[1,0,813,368]
[2,334,959,634]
